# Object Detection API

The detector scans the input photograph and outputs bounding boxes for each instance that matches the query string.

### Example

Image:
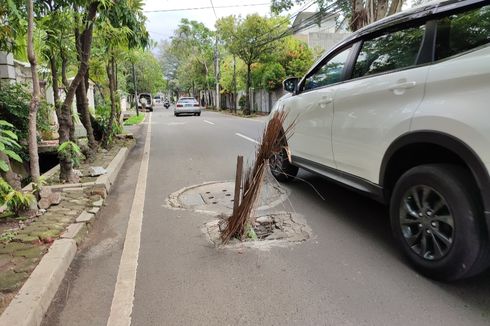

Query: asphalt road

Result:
[43,109,490,326]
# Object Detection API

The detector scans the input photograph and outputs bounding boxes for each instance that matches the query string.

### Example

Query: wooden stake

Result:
[233,155,243,217]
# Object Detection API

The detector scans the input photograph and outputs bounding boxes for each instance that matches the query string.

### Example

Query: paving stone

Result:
[12,257,38,274]
[76,211,94,223]
[0,243,35,256]
[0,254,11,270]
[38,198,51,210]
[90,186,107,199]
[39,188,51,198]
[92,199,104,207]
[36,229,60,241]
[61,223,84,240]
[88,207,100,215]
[62,187,85,193]
[49,192,62,205]
[14,233,39,244]
[14,245,45,259]
[0,270,28,292]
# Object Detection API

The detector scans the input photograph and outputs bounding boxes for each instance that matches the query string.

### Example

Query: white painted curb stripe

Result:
[106,113,152,326]
[235,132,259,144]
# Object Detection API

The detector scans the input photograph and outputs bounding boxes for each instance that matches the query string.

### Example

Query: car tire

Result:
[174,113,178,117]
[390,164,489,281]
[197,113,201,116]
[269,145,298,182]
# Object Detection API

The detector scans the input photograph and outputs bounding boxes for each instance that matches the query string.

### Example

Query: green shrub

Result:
[238,96,247,110]
[0,120,22,172]
[58,141,84,168]
[0,178,34,215]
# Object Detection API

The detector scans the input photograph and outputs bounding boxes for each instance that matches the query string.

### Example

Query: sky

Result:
[142,0,302,44]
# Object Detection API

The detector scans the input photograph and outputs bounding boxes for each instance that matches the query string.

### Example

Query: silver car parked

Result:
[174,97,201,116]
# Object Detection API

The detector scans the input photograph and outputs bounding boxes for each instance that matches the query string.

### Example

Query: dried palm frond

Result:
[221,110,294,243]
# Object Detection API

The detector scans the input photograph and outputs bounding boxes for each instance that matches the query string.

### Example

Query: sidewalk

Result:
[0,132,137,319]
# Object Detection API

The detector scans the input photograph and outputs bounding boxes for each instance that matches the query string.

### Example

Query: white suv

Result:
[271,0,490,281]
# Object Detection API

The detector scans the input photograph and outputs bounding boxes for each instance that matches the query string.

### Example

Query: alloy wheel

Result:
[399,185,455,261]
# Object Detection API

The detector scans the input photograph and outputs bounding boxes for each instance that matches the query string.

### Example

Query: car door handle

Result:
[319,96,333,108]
[389,81,417,91]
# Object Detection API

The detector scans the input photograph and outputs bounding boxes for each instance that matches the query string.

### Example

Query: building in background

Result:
[291,12,350,52]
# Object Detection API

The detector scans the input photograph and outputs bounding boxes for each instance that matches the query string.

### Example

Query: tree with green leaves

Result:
[216,14,287,114]
[160,19,215,101]
[93,0,149,147]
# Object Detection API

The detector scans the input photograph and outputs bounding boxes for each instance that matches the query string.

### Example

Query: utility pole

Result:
[132,62,139,117]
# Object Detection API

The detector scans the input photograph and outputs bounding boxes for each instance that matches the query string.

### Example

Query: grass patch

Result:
[123,113,145,126]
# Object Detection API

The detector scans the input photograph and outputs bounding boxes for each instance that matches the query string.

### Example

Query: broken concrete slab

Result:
[75,211,94,223]
[89,166,107,177]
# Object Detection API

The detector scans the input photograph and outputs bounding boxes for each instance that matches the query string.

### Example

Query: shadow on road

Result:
[287,170,490,314]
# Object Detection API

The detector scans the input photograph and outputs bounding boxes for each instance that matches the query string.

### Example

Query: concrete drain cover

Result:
[203,212,312,250]
[165,178,289,215]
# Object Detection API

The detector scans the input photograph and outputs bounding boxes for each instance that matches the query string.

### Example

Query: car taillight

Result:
[193,104,199,107]
[176,104,183,107]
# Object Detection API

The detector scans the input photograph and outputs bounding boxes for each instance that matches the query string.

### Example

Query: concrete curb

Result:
[0,147,131,326]
[0,239,76,326]
[96,147,129,192]
[22,165,61,192]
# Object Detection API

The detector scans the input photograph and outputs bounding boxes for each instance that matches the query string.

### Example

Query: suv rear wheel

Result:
[390,164,489,281]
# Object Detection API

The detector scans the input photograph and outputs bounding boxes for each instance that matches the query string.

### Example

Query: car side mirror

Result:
[283,77,299,93]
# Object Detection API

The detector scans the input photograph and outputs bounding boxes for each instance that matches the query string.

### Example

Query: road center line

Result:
[203,120,215,125]
[106,113,152,326]
[235,132,260,144]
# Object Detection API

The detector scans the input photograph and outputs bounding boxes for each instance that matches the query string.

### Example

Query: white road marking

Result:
[203,120,215,125]
[106,113,152,326]
[235,132,260,144]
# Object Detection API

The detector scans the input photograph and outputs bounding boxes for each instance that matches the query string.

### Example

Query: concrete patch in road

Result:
[202,212,312,251]
[164,177,311,250]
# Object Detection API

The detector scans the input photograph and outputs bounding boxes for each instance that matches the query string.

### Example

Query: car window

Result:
[178,99,197,103]
[303,46,352,91]
[435,4,490,61]
[352,24,425,78]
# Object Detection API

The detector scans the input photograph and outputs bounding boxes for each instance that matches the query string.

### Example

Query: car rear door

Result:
[332,22,431,183]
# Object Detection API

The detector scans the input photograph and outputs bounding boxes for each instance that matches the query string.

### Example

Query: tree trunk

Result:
[49,55,61,118]
[111,57,121,125]
[244,63,252,115]
[233,55,237,114]
[350,0,368,31]
[61,50,69,88]
[58,1,98,182]
[102,60,116,148]
[376,0,389,20]
[27,0,40,182]
[76,79,97,157]
[388,0,403,16]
